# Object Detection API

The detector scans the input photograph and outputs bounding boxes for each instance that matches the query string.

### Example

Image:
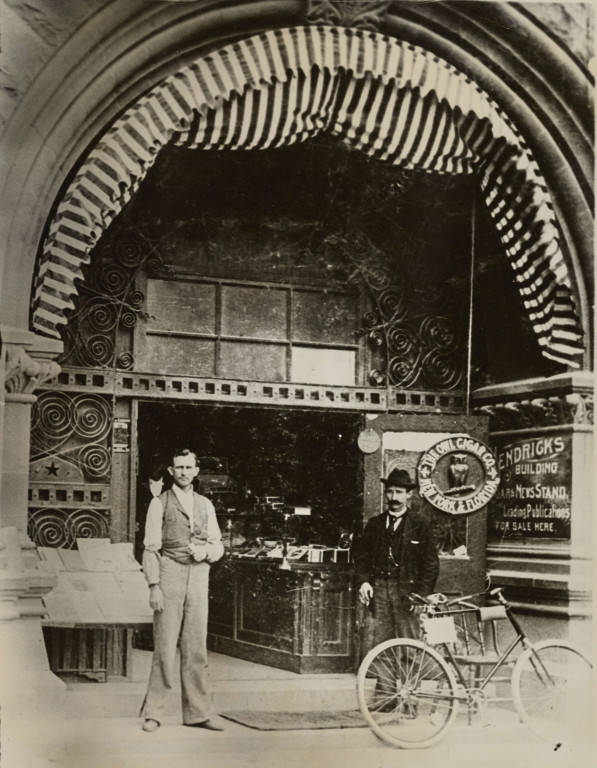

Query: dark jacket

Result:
[353,506,439,597]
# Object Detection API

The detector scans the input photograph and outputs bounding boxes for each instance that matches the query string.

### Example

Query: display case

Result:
[207,558,355,673]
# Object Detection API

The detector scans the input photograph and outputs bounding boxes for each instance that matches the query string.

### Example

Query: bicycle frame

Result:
[424,596,534,697]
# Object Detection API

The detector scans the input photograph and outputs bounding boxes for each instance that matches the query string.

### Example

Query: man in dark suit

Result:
[353,468,439,654]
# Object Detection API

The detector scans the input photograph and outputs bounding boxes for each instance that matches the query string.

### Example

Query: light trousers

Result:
[142,556,212,724]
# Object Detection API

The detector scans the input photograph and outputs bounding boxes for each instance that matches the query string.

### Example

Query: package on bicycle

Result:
[352,468,439,657]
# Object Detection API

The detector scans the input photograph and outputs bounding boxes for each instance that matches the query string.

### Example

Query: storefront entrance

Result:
[136,402,363,556]
[134,401,491,672]
[136,402,363,672]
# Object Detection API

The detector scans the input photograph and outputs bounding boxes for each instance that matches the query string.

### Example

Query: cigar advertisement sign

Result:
[417,436,500,515]
[489,434,571,540]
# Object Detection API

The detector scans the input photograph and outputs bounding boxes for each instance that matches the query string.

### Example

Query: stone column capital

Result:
[1,325,62,397]
[4,345,61,396]
[472,373,594,431]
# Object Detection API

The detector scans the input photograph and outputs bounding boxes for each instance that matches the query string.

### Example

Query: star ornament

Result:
[46,461,59,476]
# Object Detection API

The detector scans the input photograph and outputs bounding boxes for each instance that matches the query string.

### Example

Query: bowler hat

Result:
[381,468,416,489]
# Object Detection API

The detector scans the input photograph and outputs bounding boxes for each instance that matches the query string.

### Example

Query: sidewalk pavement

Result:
[5,707,593,768]
[3,649,594,768]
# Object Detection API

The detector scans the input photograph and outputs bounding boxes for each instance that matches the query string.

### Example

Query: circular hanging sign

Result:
[357,428,381,454]
[417,436,500,515]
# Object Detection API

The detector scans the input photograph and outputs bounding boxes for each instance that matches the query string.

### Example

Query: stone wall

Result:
[0,0,109,132]
[1,1,594,134]
[526,1,594,65]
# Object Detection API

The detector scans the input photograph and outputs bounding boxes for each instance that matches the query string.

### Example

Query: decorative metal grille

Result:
[31,392,113,479]
[330,231,466,391]
[57,226,170,370]
[29,392,114,548]
[27,507,110,549]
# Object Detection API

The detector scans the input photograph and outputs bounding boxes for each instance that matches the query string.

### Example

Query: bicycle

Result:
[356,586,593,750]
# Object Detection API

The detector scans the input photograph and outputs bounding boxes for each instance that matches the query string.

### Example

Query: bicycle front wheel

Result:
[357,638,459,749]
[512,639,593,747]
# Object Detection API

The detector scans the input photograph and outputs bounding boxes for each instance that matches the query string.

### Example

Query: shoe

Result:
[184,719,225,731]
[142,719,160,732]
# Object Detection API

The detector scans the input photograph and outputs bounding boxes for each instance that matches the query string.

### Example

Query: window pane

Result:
[291,346,355,385]
[137,337,215,376]
[220,341,287,381]
[146,279,216,334]
[293,290,358,344]
[221,285,287,340]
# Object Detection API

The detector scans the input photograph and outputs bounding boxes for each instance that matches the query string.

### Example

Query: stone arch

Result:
[0,0,592,367]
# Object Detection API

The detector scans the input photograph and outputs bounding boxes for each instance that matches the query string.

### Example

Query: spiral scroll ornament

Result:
[116,351,135,370]
[419,316,459,352]
[378,288,407,322]
[31,393,76,455]
[77,334,115,367]
[119,309,138,329]
[33,393,74,439]
[28,508,73,548]
[97,262,129,296]
[127,290,145,309]
[73,395,112,441]
[27,508,111,548]
[387,325,416,355]
[68,508,110,541]
[388,355,421,388]
[358,261,391,291]
[78,445,111,479]
[421,349,462,389]
[362,311,379,329]
[82,298,118,333]
[115,237,146,268]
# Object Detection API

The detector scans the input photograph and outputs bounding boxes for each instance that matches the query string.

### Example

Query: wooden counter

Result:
[207,558,355,673]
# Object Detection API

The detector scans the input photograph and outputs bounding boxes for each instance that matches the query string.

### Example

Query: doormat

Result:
[220,710,368,731]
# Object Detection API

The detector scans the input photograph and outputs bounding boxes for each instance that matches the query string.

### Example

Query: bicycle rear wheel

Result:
[357,638,459,749]
[512,639,593,747]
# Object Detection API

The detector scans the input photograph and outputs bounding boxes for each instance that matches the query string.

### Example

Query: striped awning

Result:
[32,25,584,367]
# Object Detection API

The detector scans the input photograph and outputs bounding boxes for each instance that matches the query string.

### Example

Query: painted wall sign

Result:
[489,434,571,540]
[417,436,499,515]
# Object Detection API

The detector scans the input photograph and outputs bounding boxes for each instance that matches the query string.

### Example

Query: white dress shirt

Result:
[386,507,407,533]
[142,486,223,586]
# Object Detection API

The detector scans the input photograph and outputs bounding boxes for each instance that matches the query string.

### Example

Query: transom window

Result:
[135,277,363,386]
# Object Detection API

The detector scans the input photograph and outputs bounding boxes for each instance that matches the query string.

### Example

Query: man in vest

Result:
[354,468,439,654]
[141,448,224,732]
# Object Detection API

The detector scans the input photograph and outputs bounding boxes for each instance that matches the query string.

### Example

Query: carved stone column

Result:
[473,373,593,648]
[0,327,65,764]
[0,527,66,766]
[0,325,62,530]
